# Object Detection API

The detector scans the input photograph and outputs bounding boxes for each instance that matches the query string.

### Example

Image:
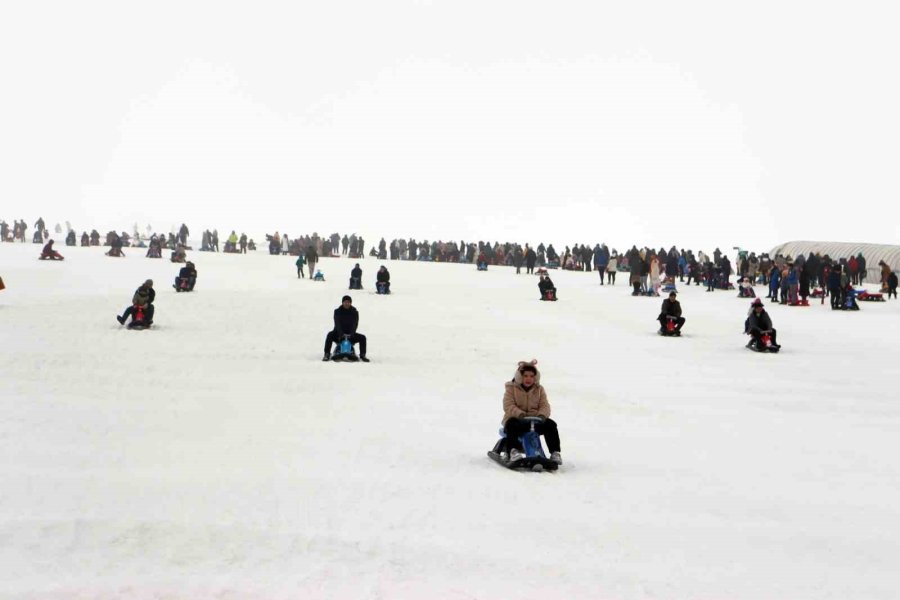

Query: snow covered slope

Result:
[2,243,899,599]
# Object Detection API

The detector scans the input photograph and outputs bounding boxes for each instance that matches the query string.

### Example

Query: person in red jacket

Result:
[848,255,859,285]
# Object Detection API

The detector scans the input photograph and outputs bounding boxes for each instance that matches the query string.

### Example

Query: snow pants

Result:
[750,328,777,347]
[659,315,685,332]
[503,417,561,453]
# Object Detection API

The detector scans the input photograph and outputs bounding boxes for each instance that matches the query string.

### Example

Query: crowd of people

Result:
[7,218,897,295]
[7,216,900,473]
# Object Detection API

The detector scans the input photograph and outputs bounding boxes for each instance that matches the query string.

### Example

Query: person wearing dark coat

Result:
[524,246,536,274]
[349,264,363,289]
[39,239,64,260]
[665,253,678,281]
[827,266,843,310]
[117,280,156,326]
[174,262,197,291]
[323,296,368,361]
[538,273,557,300]
[513,247,524,274]
[658,292,685,333]
[857,253,867,283]
[745,299,779,349]
[375,265,391,293]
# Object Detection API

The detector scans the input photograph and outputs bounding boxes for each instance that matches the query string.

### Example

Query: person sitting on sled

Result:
[348,263,362,288]
[323,295,368,362]
[116,280,155,326]
[738,276,755,298]
[538,273,557,300]
[658,291,685,334]
[174,262,197,291]
[375,265,391,293]
[39,239,64,260]
[502,361,562,464]
[745,298,779,350]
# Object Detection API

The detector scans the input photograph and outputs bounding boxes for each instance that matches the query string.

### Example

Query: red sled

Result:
[855,289,885,302]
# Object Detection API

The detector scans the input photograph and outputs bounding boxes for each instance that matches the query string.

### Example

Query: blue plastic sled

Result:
[487,417,558,472]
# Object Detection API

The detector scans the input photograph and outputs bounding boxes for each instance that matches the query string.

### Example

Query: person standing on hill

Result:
[525,245,536,274]
[306,244,318,280]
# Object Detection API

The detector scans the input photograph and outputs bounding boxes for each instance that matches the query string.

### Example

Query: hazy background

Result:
[2,1,898,252]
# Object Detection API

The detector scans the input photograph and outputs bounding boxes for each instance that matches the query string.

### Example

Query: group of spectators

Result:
[5,218,898,300]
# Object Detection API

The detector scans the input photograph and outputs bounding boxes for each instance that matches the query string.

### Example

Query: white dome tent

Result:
[769,241,900,283]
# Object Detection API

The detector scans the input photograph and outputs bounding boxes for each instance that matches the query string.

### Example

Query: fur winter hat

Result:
[512,359,541,386]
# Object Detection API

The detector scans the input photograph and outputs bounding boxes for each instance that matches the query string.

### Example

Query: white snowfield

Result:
[2,242,899,600]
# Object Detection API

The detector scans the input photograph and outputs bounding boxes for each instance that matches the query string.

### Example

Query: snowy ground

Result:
[2,242,899,600]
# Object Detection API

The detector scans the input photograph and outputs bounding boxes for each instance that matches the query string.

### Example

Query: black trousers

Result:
[175,276,196,290]
[659,315,685,331]
[122,304,154,323]
[750,328,777,346]
[503,417,561,453]
[829,287,842,309]
[324,331,366,356]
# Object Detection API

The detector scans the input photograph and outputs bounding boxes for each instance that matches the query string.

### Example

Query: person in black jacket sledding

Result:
[375,265,390,294]
[323,295,369,361]
[745,298,780,350]
[538,273,557,300]
[174,262,197,291]
[349,263,362,289]
[658,291,685,335]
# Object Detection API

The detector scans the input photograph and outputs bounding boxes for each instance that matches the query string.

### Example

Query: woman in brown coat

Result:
[502,360,562,465]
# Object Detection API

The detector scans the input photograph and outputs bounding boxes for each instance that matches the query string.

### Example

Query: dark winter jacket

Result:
[333,305,359,336]
[827,270,842,290]
[376,268,390,283]
[538,277,556,293]
[748,309,773,332]
[659,298,682,318]
[132,287,151,307]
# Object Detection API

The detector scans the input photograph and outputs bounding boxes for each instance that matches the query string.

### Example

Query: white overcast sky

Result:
[1,1,898,253]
